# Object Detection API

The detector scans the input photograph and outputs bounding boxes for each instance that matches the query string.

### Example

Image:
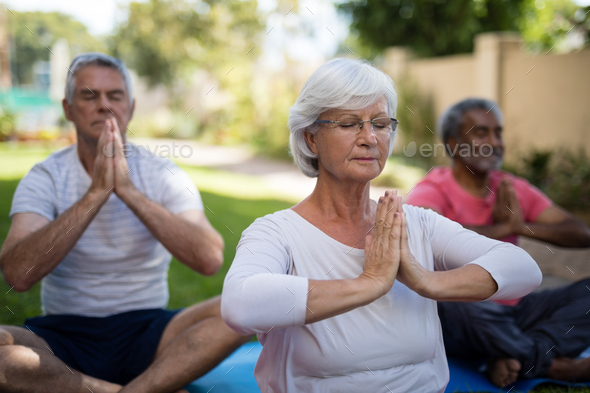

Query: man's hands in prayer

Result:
[111,118,135,199]
[89,118,136,203]
[492,178,524,236]
[89,119,116,197]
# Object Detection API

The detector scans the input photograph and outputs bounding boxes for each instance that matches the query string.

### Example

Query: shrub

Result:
[509,148,590,211]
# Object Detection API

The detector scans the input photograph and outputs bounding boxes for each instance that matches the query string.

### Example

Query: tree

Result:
[338,0,524,57]
[518,0,589,53]
[109,0,266,145]
[110,0,263,87]
[7,11,103,85]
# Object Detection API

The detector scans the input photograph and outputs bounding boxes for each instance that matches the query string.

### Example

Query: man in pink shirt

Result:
[407,98,590,387]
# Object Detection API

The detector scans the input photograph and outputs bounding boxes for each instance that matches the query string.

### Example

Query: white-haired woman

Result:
[221,58,541,392]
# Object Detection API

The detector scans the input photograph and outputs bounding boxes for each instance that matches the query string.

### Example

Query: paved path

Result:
[132,138,590,291]
[131,137,391,201]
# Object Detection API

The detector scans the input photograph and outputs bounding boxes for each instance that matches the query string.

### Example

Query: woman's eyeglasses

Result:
[315,117,398,136]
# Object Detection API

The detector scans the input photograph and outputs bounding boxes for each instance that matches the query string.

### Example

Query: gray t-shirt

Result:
[10,143,203,317]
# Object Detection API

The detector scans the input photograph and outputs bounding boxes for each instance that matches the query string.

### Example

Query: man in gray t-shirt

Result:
[0,53,248,393]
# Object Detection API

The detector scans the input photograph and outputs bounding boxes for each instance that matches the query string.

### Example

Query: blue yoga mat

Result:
[186,342,262,393]
[187,343,590,393]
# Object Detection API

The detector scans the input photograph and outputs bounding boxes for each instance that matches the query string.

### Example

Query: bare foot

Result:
[547,357,590,381]
[488,358,521,387]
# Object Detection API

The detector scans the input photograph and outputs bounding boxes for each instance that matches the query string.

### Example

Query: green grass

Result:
[0,143,293,324]
[0,142,589,392]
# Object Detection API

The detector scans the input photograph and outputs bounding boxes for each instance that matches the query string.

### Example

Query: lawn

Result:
[0,142,588,393]
[0,142,293,324]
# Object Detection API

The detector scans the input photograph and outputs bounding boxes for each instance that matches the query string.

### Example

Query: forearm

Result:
[119,187,223,275]
[222,274,381,335]
[0,191,105,291]
[418,264,498,302]
[520,219,590,248]
[305,277,381,324]
[463,223,513,240]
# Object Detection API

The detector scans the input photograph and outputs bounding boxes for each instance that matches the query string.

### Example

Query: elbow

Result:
[190,252,222,276]
[12,282,32,293]
[572,237,590,248]
[187,234,224,276]
[200,237,224,276]
[221,291,256,336]
[577,228,590,248]
[562,220,590,248]
[2,269,32,293]
[523,252,543,289]
[532,263,543,288]
[199,255,223,276]
[0,251,36,293]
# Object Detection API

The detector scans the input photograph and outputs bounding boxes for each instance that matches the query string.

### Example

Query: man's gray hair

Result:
[65,52,133,105]
[288,58,398,178]
[438,98,503,145]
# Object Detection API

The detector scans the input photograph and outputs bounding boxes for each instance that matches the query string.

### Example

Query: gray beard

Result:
[461,153,503,173]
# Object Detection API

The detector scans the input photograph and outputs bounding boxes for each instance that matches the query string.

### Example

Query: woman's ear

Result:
[304,130,319,155]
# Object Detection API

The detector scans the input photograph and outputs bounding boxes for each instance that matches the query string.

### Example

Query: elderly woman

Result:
[221,58,541,392]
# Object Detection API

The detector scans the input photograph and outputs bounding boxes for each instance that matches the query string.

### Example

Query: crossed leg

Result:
[0,325,122,393]
[120,296,251,393]
[441,278,590,388]
[0,296,251,393]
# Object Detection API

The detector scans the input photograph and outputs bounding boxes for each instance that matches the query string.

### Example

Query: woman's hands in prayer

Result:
[304,189,497,324]
[305,190,407,323]
[395,199,430,295]
[360,190,428,298]
[359,190,403,298]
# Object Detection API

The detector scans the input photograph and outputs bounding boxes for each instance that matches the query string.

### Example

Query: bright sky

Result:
[1,0,350,67]
[2,0,125,36]
[4,0,590,36]
[3,0,589,66]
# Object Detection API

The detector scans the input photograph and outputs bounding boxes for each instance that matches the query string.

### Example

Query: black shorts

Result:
[24,308,182,385]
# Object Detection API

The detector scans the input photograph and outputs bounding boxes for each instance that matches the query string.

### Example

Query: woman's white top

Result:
[221,205,541,393]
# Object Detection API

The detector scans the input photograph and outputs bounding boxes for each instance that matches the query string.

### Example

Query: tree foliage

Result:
[518,0,589,52]
[339,0,589,57]
[110,0,263,87]
[338,0,524,57]
[7,11,103,85]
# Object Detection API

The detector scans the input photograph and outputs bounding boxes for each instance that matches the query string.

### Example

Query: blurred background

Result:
[0,0,589,327]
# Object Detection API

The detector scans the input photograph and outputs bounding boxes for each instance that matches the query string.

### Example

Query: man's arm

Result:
[411,204,516,240]
[0,191,108,292]
[463,203,590,248]
[0,127,115,292]
[109,123,223,275]
[521,205,590,248]
[117,188,223,276]
[461,223,514,240]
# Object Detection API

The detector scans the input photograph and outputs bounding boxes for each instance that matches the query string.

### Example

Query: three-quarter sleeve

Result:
[221,217,309,335]
[416,206,542,300]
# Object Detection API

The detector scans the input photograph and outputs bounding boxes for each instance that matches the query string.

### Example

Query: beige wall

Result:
[383,33,590,163]
[502,48,590,160]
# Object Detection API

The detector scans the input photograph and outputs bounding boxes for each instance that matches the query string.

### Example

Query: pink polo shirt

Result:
[406,166,552,305]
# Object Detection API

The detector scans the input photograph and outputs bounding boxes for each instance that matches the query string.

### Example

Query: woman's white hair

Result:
[288,58,397,178]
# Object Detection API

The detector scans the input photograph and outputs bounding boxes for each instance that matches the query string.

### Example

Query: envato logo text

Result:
[103,141,193,159]
[403,141,495,158]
